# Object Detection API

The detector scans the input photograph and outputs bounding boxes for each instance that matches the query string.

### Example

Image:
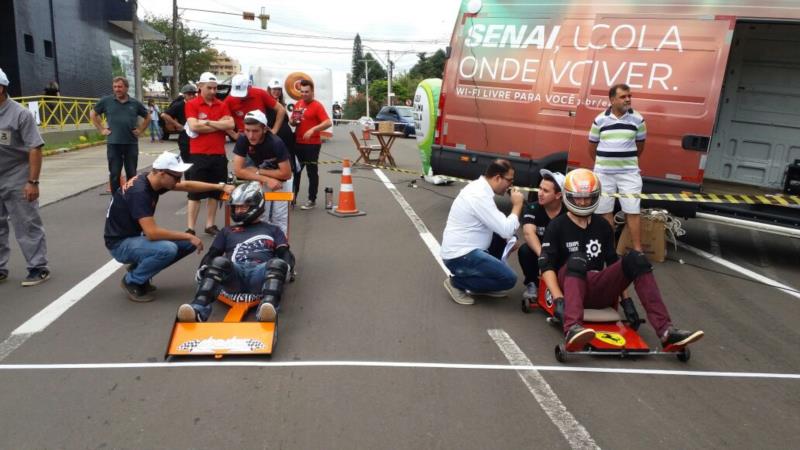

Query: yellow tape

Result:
[299,160,800,207]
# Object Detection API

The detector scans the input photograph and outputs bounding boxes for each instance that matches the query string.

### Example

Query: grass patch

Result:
[42,131,106,154]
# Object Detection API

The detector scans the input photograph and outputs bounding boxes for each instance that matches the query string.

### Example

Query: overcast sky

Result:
[137,0,463,101]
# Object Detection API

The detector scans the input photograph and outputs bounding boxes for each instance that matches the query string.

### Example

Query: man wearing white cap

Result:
[518,169,566,300]
[185,72,234,236]
[104,151,235,302]
[231,110,292,235]
[0,67,51,286]
[223,74,286,141]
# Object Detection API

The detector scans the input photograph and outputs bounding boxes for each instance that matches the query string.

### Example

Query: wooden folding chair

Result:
[349,130,382,165]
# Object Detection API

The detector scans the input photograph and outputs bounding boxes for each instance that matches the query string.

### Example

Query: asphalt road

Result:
[0,128,798,449]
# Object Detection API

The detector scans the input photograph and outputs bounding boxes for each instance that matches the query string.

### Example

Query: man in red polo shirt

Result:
[292,79,332,210]
[224,74,286,141]
[185,72,234,236]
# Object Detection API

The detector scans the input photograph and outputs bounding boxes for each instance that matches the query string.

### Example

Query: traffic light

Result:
[259,7,269,30]
[242,11,255,20]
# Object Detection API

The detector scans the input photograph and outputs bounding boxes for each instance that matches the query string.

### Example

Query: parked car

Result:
[375,106,415,137]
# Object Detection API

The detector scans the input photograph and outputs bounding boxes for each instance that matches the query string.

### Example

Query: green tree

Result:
[409,49,447,79]
[392,72,423,105]
[140,15,216,96]
[344,94,380,120]
[351,34,364,91]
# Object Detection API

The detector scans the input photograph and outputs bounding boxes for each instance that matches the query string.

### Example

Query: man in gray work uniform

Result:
[90,76,150,194]
[0,68,51,286]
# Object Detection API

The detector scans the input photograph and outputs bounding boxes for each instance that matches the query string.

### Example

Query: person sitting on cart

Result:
[538,168,704,349]
[176,181,295,323]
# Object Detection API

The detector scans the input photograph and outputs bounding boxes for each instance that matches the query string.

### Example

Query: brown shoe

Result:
[204,225,220,236]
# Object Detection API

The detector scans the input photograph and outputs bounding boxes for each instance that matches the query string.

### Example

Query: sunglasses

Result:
[164,171,182,182]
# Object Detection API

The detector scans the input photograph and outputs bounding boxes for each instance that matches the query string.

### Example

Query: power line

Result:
[182,18,448,44]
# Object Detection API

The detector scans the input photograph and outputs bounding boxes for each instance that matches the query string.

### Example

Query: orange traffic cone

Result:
[328,159,366,218]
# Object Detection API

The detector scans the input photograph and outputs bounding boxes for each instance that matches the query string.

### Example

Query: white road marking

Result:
[489,329,599,450]
[174,205,187,215]
[374,169,450,275]
[678,241,800,300]
[0,360,797,379]
[0,259,122,361]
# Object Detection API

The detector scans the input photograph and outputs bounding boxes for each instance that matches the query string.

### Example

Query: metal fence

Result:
[12,95,170,130]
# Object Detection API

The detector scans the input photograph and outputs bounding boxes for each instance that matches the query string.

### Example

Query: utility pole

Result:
[131,0,142,99]
[171,0,179,97]
[386,50,391,106]
[364,60,370,117]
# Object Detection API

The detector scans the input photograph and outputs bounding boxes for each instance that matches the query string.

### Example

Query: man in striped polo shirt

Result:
[588,83,645,251]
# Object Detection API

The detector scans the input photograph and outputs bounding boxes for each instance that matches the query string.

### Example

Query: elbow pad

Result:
[538,252,555,273]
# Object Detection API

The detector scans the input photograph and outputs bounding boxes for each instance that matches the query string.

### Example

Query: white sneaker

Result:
[256,302,277,322]
[177,304,198,323]
[299,201,316,210]
[444,278,474,305]
[521,282,538,300]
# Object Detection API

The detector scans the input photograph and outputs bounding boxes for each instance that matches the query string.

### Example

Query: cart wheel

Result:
[677,347,691,362]
[521,298,532,314]
[554,344,567,363]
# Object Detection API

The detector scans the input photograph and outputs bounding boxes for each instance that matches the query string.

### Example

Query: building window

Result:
[24,34,34,53]
[44,40,54,58]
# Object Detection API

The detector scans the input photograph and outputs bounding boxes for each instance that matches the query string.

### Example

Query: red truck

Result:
[432,0,800,235]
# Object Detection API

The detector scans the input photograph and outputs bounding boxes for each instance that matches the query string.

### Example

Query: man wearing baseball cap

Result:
[518,168,567,301]
[231,110,292,235]
[161,83,198,163]
[0,67,51,286]
[185,72,234,236]
[223,74,286,141]
[104,151,235,302]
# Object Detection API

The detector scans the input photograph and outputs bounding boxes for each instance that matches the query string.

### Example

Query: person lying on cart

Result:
[538,168,704,349]
[176,181,295,323]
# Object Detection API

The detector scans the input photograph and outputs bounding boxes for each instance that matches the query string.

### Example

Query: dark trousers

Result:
[517,244,540,285]
[558,260,672,336]
[107,143,139,193]
[294,143,321,202]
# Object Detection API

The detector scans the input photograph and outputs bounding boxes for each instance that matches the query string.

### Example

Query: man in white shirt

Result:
[441,159,524,305]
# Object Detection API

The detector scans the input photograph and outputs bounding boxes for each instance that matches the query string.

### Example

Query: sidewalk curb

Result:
[43,141,106,157]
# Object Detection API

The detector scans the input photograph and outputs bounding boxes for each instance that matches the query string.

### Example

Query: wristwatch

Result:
[28,180,39,185]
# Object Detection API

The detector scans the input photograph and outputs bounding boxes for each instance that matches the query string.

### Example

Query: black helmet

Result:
[229,182,265,224]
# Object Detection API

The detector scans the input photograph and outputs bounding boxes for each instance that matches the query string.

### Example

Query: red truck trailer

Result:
[432,0,800,235]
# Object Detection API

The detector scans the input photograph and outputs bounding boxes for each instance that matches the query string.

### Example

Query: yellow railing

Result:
[13,95,170,130]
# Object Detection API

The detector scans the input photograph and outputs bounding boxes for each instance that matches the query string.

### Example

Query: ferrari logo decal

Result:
[595,332,626,347]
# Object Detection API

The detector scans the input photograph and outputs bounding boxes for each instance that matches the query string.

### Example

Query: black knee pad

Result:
[622,250,652,280]
[566,254,588,279]
[266,258,290,281]
[193,257,232,307]
[207,256,232,282]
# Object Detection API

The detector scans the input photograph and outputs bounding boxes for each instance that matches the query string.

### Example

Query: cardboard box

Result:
[377,121,394,133]
[616,216,666,262]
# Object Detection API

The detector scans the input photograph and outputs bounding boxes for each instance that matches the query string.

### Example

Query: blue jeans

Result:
[443,249,517,293]
[109,236,196,285]
[107,143,139,193]
[148,121,161,141]
[225,261,268,294]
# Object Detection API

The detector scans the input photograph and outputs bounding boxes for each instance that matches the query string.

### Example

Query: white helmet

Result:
[563,169,602,216]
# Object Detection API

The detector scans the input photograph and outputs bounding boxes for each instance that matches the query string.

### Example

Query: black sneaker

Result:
[565,324,595,349]
[204,225,220,236]
[185,228,196,236]
[143,280,157,293]
[661,328,704,348]
[21,268,51,287]
[120,276,155,302]
[0,272,7,283]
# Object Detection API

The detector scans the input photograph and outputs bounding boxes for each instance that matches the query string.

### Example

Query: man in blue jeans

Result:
[440,159,524,305]
[104,151,234,302]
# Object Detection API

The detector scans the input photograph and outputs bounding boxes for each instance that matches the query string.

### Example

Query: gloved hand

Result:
[620,297,643,330]
[553,297,565,324]
[194,265,207,284]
